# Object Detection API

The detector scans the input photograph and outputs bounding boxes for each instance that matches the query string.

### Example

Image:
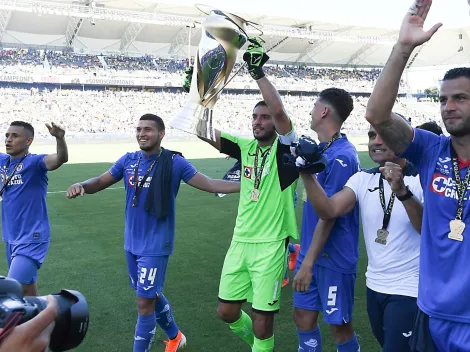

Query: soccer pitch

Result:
[0,152,382,352]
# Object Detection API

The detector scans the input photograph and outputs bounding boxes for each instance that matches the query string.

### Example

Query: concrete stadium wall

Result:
[26,133,370,164]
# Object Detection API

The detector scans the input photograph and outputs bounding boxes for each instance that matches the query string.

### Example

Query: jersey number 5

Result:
[327,286,337,307]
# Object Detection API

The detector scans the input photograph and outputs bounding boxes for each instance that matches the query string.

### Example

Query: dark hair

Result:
[443,67,470,81]
[417,121,443,135]
[318,88,354,122]
[140,114,165,131]
[10,121,34,137]
[254,101,267,109]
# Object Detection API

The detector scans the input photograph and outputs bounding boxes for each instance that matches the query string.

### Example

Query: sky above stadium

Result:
[151,0,468,29]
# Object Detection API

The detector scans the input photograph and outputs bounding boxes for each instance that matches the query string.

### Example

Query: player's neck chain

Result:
[448,145,470,242]
[250,145,272,202]
[375,176,395,245]
[0,153,29,201]
[320,132,342,153]
[132,150,162,207]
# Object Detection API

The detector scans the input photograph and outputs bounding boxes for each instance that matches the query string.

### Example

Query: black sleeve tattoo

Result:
[375,117,413,155]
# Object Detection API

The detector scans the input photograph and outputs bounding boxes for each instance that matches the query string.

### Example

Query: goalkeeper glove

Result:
[182,66,193,93]
[242,37,269,80]
[284,136,327,174]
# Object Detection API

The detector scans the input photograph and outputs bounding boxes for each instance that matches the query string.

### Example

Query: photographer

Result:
[0,296,58,352]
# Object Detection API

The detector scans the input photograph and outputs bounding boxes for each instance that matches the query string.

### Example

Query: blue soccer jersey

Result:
[109,151,197,256]
[0,153,50,244]
[401,128,470,323]
[300,135,361,273]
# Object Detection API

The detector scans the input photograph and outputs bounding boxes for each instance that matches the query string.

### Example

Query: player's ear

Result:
[159,130,165,140]
[25,136,33,147]
[319,104,329,119]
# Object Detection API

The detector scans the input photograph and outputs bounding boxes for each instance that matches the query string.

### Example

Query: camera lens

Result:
[25,289,89,352]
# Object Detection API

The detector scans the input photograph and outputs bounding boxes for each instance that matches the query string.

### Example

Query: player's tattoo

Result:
[375,118,413,155]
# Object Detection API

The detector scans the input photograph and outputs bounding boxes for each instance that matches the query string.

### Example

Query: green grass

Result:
[0,152,379,352]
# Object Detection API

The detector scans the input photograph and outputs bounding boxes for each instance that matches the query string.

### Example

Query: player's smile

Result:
[372,148,387,154]
[253,126,263,135]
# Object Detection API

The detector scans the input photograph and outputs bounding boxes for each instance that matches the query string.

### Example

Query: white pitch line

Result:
[46,183,190,195]
[47,186,125,194]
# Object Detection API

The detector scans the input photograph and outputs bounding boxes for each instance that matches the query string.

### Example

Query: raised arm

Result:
[243,37,291,135]
[256,77,291,135]
[43,122,68,171]
[365,0,442,155]
[66,171,119,198]
[300,173,357,220]
[186,172,240,194]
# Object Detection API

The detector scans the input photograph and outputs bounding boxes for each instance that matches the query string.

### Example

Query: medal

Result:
[449,219,465,241]
[250,146,271,202]
[448,145,470,242]
[376,176,395,245]
[250,189,260,202]
[375,229,389,245]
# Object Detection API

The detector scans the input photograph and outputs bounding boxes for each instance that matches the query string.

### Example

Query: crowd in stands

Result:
[0,48,409,93]
[0,87,441,139]
[0,48,440,139]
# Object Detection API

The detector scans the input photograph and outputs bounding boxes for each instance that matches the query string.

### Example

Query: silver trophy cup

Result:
[170,9,249,141]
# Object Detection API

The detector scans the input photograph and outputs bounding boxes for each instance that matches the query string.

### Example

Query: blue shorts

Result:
[293,262,356,325]
[125,251,169,299]
[366,287,417,351]
[429,316,470,352]
[6,242,49,285]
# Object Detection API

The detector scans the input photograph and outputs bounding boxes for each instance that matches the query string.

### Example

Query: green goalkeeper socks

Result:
[228,310,254,347]
[253,335,275,352]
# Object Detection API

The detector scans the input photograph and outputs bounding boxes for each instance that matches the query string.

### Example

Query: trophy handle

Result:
[195,3,263,38]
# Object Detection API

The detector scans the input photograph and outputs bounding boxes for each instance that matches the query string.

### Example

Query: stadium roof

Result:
[0,0,469,68]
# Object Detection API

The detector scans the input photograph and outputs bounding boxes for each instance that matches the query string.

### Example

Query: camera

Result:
[0,276,89,351]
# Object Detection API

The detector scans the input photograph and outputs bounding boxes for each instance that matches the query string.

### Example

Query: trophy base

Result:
[170,102,216,141]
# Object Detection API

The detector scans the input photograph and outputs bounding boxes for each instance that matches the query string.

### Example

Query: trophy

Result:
[170,9,249,141]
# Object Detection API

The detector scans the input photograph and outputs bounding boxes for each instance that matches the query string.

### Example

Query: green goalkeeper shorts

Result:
[218,239,288,313]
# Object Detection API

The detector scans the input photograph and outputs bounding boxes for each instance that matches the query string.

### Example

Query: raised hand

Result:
[398,0,443,51]
[379,162,407,196]
[45,122,65,139]
[182,66,193,93]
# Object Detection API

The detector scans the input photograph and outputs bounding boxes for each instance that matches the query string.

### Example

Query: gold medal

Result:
[375,229,389,245]
[250,189,260,202]
[448,219,465,242]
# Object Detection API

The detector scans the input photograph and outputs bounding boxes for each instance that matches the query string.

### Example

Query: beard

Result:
[446,124,470,137]
[253,129,276,142]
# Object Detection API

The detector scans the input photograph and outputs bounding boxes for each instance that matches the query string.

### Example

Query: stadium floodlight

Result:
[0,0,398,45]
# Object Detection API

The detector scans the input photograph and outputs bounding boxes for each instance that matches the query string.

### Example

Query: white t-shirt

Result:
[345,169,423,297]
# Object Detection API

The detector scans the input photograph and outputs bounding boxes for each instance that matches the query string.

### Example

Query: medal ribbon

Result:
[320,132,342,153]
[0,154,28,197]
[450,145,470,221]
[253,146,271,191]
[379,176,395,230]
[132,151,161,207]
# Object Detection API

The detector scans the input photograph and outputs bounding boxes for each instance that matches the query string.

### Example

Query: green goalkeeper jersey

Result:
[220,130,299,243]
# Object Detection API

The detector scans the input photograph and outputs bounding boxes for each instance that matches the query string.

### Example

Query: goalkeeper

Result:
[188,38,326,351]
